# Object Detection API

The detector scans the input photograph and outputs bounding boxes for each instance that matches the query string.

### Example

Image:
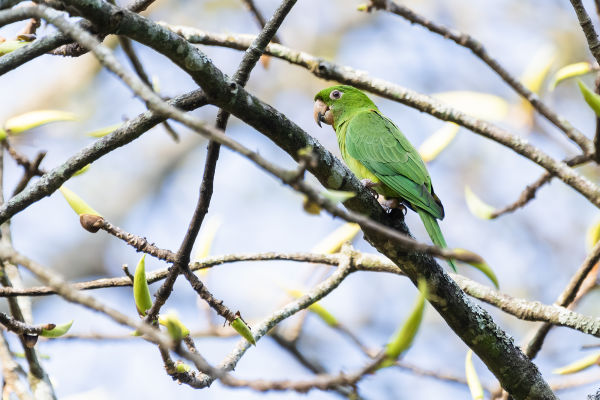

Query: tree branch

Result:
[365,0,592,154]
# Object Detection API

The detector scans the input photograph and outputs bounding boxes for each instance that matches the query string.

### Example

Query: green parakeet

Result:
[313,85,455,271]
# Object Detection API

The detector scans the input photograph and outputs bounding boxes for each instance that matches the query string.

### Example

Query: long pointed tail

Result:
[416,209,456,271]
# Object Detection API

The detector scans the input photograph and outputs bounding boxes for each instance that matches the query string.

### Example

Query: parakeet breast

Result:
[336,121,396,198]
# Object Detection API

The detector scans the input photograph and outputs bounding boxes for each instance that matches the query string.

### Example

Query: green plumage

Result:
[314,85,455,271]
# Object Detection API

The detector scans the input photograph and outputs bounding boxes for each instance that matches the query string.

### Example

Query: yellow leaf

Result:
[133,255,153,317]
[0,40,28,56]
[465,350,484,400]
[454,249,499,289]
[321,189,356,203]
[287,289,338,327]
[40,320,74,338]
[86,123,122,137]
[4,110,77,135]
[587,220,600,251]
[302,196,322,215]
[380,280,427,368]
[518,46,557,126]
[465,186,496,220]
[311,223,361,254]
[419,122,460,162]
[521,45,557,94]
[194,216,222,260]
[549,62,594,90]
[553,352,600,375]
[73,164,91,176]
[432,91,509,121]
[193,216,221,276]
[58,186,101,217]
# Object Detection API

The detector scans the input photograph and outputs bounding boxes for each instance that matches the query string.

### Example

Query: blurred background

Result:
[1,0,600,398]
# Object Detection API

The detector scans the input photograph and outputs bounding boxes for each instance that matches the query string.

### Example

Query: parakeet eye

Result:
[330,90,342,100]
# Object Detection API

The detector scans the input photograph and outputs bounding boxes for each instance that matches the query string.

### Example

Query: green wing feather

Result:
[344,110,444,219]
[344,110,456,271]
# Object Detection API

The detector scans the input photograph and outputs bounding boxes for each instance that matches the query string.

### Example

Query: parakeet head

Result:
[313,85,377,130]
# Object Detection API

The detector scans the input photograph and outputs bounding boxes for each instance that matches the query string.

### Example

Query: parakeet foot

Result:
[360,179,380,198]
[379,198,407,215]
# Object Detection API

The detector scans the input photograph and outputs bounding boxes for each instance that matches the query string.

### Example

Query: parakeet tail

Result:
[416,209,456,272]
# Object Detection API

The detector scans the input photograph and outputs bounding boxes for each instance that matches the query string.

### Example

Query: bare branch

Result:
[365,0,592,154]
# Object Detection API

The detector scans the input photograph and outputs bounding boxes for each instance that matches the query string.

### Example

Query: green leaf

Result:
[159,313,189,341]
[321,189,356,203]
[311,222,361,254]
[4,110,77,135]
[0,40,28,56]
[231,317,255,346]
[553,352,600,375]
[454,249,499,289]
[380,280,427,368]
[465,350,484,400]
[41,320,73,338]
[549,62,594,90]
[419,122,460,162]
[287,289,338,327]
[577,79,600,117]
[465,186,496,220]
[59,186,101,217]
[175,362,191,373]
[133,255,153,317]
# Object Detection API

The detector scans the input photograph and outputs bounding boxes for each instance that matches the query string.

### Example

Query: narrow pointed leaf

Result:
[549,62,594,90]
[4,110,77,135]
[86,123,122,137]
[465,186,496,220]
[577,79,600,117]
[321,189,356,203]
[133,255,153,316]
[194,216,222,260]
[231,317,255,345]
[465,350,484,400]
[454,249,499,288]
[553,352,600,375]
[587,220,600,251]
[41,320,73,338]
[287,289,338,327]
[521,45,556,94]
[311,223,361,254]
[59,186,101,217]
[73,164,91,176]
[159,313,189,341]
[419,122,460,162]
[380,280,427,367]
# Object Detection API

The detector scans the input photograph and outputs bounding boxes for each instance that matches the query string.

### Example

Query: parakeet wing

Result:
[345,110,444,219]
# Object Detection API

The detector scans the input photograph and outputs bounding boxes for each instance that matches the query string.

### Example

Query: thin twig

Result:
[161,24,600,209]
[523,239,600,358]
[365,0,592,154]
[118,36,180,141]
[491,154,592,218]
[570,0,600,68]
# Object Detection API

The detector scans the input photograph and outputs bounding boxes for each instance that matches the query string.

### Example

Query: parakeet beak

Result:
[313,99,332,127]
